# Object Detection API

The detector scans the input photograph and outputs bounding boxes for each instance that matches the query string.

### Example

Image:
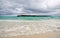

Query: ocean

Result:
[0,16,60,20]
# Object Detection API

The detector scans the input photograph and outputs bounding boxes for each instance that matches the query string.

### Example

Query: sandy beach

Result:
[0,19,60,38]
[2,32,60,38]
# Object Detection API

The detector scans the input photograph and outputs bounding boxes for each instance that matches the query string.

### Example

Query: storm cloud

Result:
[0,0,60,15]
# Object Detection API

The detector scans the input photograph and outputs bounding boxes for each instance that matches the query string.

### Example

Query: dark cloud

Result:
[0,0,60,16]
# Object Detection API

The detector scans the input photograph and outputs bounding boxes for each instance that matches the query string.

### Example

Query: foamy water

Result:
[0,19,60,37]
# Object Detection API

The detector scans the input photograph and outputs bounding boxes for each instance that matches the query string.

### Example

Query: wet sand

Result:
[1,32,60,38]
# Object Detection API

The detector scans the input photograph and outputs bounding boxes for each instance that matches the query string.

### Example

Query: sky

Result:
[0,0,60,16]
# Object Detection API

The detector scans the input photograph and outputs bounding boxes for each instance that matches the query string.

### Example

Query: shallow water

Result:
[0,19,60,37]
[0,16,60,37]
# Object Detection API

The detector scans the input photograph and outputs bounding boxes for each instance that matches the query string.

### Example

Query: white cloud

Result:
[0,0,60,15]
[24,0,60,15]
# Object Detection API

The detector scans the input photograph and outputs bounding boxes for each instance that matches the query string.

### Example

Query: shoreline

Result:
[0,19,60,37]
[0,18,60,21]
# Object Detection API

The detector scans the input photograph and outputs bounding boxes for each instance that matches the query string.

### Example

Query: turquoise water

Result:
[0,16,60,20]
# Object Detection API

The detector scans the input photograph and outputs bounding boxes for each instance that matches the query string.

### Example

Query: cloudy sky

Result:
[0,0,60,16]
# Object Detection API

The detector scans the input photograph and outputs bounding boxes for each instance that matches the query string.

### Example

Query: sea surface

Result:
[0,16,60,20]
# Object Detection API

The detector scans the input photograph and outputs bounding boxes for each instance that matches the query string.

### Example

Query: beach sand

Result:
[0,19,60,38]
[2,32,60,38]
